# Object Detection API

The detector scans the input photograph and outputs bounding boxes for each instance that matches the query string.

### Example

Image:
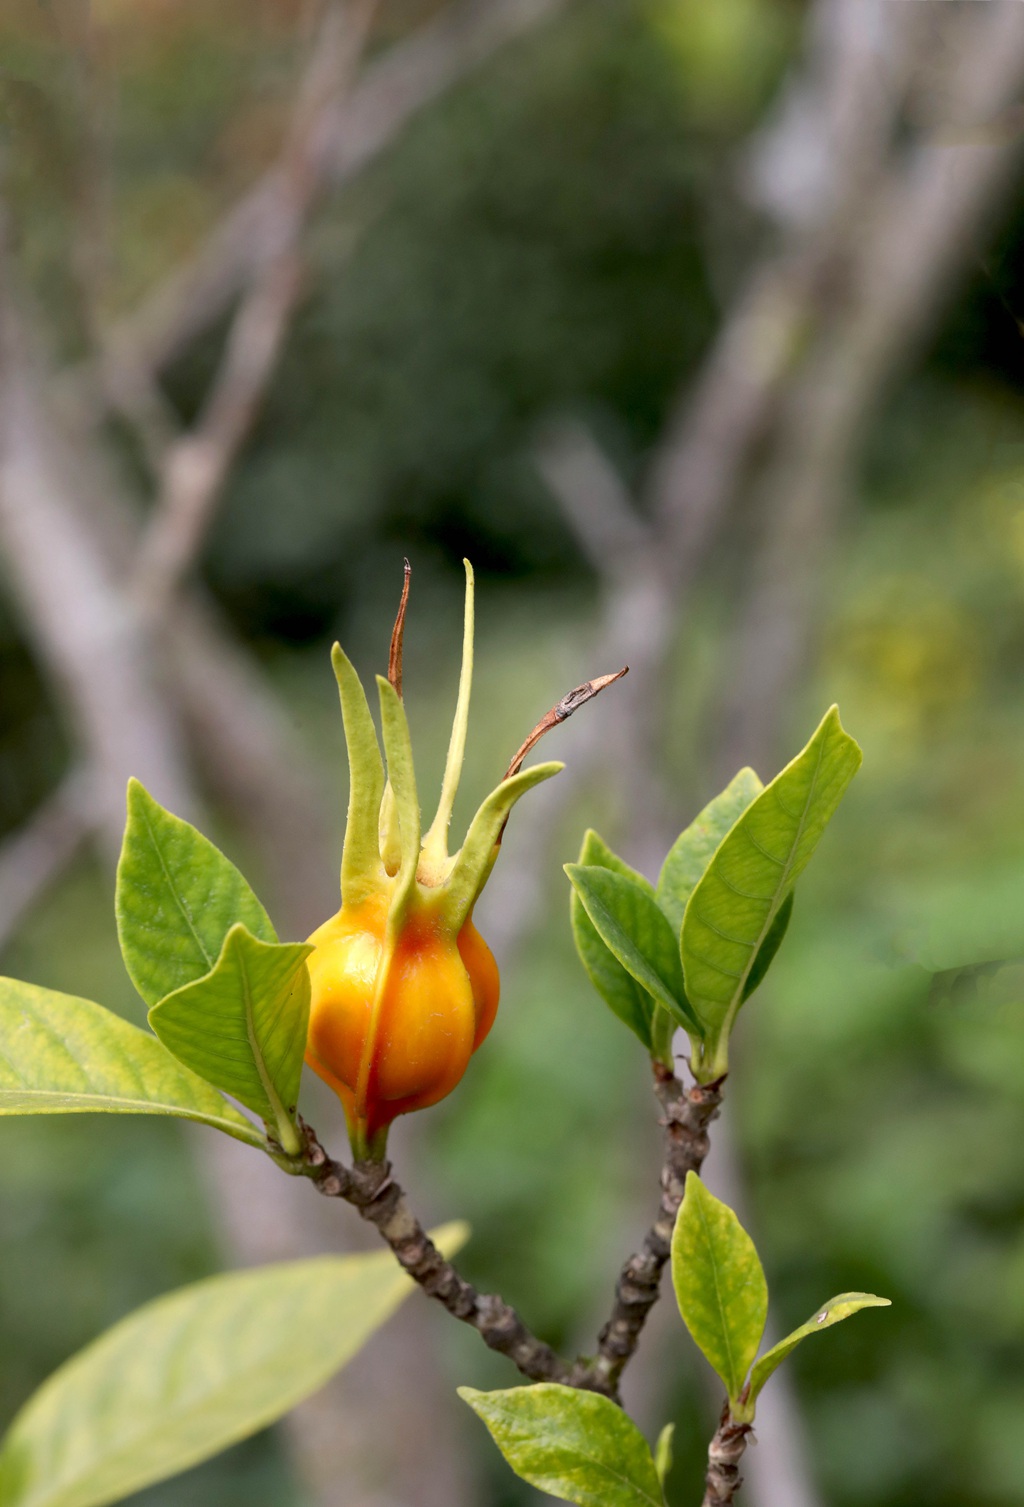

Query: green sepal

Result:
[458,1383,666,1507]
[570,829,659,1054]
[332,644,386,905]
[682,706,861,1081]
[422,559,475,866]
[444,762,563,930]
[149,924,312,1156]
[116,779,275,1010]
[672,1172,767,1407]
[657,768,762,934]
[737,1292,891,1423]
[565,864,701,1035]
[376,677,421,906]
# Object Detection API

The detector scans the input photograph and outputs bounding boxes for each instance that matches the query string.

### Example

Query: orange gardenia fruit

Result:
[304,559,623,1161]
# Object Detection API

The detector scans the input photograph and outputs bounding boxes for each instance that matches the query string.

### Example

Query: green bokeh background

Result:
[5,1,1024,1503]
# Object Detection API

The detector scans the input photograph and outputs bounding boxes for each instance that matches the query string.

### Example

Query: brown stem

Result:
[702,1404,753,1507]
[572,1064,724,1397]
[299,1123,606,1393]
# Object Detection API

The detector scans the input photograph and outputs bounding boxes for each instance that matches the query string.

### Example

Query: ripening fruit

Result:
[305,561,562,1161]
[305,560,622,1160]
[304,896,499,1140]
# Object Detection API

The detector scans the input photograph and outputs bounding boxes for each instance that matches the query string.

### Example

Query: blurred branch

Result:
[63,0,568,422]
[713,0,1024,782]
[535,419,650,571]
[130,0,376,616]
[0,772,93,954]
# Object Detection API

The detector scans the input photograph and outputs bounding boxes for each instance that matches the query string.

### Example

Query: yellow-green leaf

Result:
[739,1292,891,1422]
[0,1224,467,1507]
[0,977,261,1147]
[149,925,312,1156]
[459,1383,665,1507]
[656,768,762,934]
[570,830,658,1052]
[565,864,701,1034]
[116,780,275,1009]
[681,707,861,1079]
[672,1173,767,1406]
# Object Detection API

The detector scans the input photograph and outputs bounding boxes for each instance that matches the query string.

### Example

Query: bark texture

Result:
[703,1407,754,1507]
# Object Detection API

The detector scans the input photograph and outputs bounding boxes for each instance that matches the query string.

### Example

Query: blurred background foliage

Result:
[5,1,1024,1505]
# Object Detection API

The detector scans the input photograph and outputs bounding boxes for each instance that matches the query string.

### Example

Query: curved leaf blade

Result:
[565,864,701,1034]
[672,1173,767,1405]
[742,1292,891,1420]
[657,768,762,934]
[458,1384,665,1507]
[0,1224,468,1507]
[570,831,656,1051]
[116,780,275,1009]
[681,707,861,1076]
[149,925,312,1155]
[0,978,261,1147]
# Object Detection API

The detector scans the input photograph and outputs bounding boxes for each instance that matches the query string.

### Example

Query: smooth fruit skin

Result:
[304,898,500,1139]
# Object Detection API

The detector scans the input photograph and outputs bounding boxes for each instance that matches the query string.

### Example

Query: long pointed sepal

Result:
[444,762,563,930]
[376,677,422,905]
[423,559,475,866]
[331,645,385,907]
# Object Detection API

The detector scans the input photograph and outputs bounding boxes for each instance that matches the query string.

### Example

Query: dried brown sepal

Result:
[388,558,412,697]
[503,667,628,780]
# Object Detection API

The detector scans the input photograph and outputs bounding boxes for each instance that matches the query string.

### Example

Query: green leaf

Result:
[570,830,658,1053]
[0,977,262,1147]
[742,891,794,1002]
[681,707,861,1078]
[458,1384,665,1507]
[565,864,701,1035]
[116,780,275,1009]
[657,769,763,934]
[331,644,386,907]
[0,1223,468,1507]
[741,1292,891,1422]
[672,1172,767,1405]
[149,925,312,1156]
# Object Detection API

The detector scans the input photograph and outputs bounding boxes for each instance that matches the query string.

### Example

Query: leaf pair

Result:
[568,708,861,1079]
[0,780,308,1155]
[672,1173,889,1423]
[567,832,694,1059]
[461,1176,890,1506]
[0,1223,465,1507]
[117,779,311,1154]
